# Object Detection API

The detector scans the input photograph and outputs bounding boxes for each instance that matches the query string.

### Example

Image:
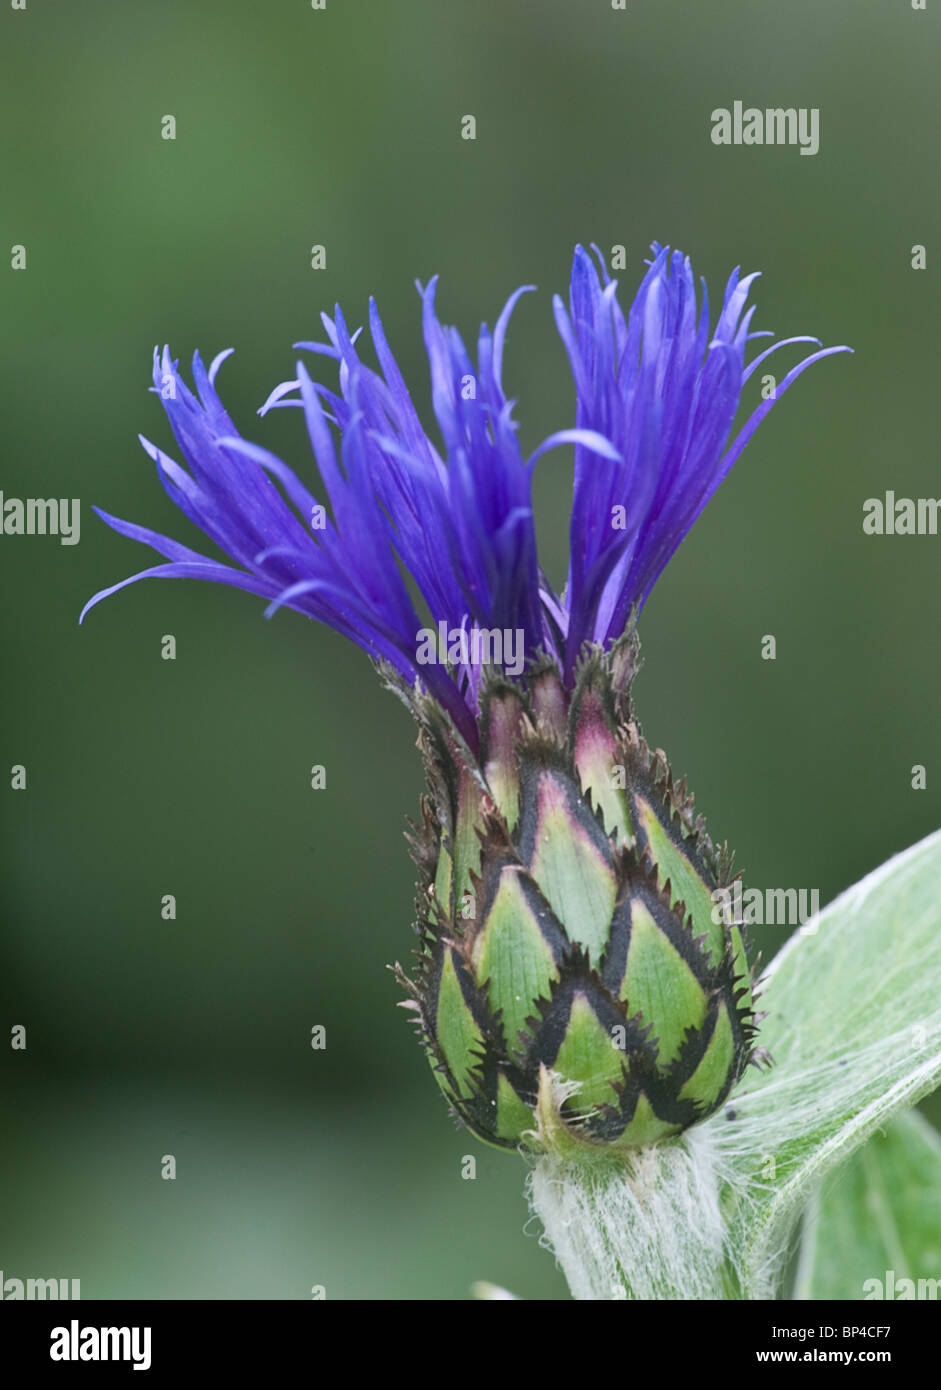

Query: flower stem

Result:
[527,1130,735,1300]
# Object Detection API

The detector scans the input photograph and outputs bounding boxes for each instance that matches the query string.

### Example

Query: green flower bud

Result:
[393,635,758,1156]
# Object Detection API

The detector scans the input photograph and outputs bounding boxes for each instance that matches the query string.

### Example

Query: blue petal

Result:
[555,243,852,671]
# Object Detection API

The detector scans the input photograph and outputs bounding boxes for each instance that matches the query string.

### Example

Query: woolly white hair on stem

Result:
[528,1128,730,1301]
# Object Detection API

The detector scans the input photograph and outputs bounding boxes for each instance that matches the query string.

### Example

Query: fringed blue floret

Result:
[83,244,851,745]
[554,243,852,679]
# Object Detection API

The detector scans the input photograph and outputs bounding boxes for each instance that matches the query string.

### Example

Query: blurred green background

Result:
[2,0,939,1299]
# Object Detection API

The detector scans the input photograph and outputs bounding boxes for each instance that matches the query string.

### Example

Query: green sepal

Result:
[480,683,525,833]
[470,865,562,1061]
[620,898,709,1067]
[632,792,726,967]
[495,1072,537,1143]
[434,947,485,1100]
[618,1091,684,1148]
[452,765,485,913]
[530,665,568,741]
[678,999,735,1109]
[551,992,629,1117]
[518,742,617,963]
[729,922,753,1013]
[570,661,632,847]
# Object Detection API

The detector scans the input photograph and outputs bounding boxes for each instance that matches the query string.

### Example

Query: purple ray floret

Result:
[82,244,851,747]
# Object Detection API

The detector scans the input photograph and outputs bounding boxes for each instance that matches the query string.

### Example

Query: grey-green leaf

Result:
[709,827,941,1298]
[792,1109,941,1301]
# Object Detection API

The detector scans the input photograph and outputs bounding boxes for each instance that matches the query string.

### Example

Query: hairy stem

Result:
[527,1129,736,1300]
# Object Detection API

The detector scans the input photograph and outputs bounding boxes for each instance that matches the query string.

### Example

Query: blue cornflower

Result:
[82,244,850,747]
[83,246,851,1156]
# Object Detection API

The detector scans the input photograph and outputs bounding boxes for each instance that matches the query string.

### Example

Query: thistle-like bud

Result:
[394,635,757,1156]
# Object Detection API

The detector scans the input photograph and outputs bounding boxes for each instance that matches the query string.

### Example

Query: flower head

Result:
[83,245,850,748]
[84,245,850,1153]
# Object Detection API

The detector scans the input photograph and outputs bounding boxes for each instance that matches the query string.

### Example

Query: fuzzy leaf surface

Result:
[792,1108,941,1300]
[710,827,941,1298]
